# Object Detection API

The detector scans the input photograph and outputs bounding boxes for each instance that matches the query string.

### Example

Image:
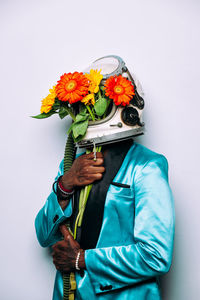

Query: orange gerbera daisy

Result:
[105,75,135,106]
[56,72,89,104]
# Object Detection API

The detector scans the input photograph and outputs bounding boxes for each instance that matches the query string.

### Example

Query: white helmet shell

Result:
[77,55,145,148]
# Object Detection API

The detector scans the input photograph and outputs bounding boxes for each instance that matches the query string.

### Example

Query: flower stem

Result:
[78,184,92,226]
[98,90,101,99]
[65,107,76,121]
[86,105,95,121]
[103,99,111,119]
[73,146,102,236]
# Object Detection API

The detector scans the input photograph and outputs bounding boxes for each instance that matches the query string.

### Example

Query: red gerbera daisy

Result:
[56,72,89,104]
[105,75,135,106]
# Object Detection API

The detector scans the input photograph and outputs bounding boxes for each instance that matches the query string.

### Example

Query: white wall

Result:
[0,0,199,299]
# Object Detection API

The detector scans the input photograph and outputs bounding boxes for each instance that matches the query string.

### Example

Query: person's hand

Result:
[60,152,105,190]
[52,224,85,273]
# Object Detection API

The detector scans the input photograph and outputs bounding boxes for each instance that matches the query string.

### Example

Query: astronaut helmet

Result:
[77,55,145,148]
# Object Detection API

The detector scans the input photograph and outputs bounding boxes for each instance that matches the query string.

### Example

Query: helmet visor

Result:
[84,55,126,79]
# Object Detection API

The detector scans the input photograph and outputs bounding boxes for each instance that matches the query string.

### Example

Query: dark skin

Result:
[52,224,85,272]
[52,152,105,273]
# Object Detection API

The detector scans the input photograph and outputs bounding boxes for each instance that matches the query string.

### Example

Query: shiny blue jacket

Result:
[35,142,175,300]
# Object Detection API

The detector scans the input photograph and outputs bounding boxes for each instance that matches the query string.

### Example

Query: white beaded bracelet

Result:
[57,182,74,196]
[75,251,81,271]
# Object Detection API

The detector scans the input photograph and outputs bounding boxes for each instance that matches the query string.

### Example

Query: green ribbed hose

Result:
[62,132,76,300]
[63,133,76,174]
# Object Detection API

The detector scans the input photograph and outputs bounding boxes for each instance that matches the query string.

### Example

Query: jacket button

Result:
[53,215,59,223]
[105,285,112,290]
[100,284,112,291]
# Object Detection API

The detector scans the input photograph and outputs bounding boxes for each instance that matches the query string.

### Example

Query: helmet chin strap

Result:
[92,140,97,161]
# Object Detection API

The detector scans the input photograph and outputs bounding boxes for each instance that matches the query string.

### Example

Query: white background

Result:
[0,0,199,299]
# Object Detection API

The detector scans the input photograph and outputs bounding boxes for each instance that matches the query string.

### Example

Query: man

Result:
[35,139,175,299]
[35,55,175,299]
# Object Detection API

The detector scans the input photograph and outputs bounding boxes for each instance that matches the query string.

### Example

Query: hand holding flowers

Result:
[60,151,105,191]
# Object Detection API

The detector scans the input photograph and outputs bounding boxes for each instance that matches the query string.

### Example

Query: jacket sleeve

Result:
[35,160,73,247]
[85,155,175,294]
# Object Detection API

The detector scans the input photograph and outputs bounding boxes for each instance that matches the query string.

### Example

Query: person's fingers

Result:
[89,173,103,180]
[91,158,104,166]
[52,241,65,253]
[79,159,104,170]
[77,173,103,185]
[77,160,104,175]
[59,225,71,240]
[95,152,103,158]
[59,225,80,249]
[85,152,103,160]
[84,165,105,174]
[83,157,104,167]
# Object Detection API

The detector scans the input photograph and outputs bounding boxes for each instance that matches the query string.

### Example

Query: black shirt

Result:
[70,139,133,250]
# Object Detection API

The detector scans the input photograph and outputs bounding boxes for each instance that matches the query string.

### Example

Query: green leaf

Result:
[31,111,56,119]
[94,97,107,116]
[100,86,106,97]
[67,112,89,142]
[67,122,74,135]
[52,98,61,110]
[72,119,88,139]
[59,106,69,119]
[72,133,85,143]
[79,104,87,115]
[75,113,88,123]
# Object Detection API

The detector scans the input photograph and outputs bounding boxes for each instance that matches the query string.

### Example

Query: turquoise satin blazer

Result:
[35,142,175,300]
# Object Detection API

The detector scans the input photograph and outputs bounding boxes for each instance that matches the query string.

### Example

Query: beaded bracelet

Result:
[58,178,74,195]
[75,251,81,271]
[52,176,74,199]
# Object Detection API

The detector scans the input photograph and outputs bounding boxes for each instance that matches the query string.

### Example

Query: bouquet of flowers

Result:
[33,69,135,142]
